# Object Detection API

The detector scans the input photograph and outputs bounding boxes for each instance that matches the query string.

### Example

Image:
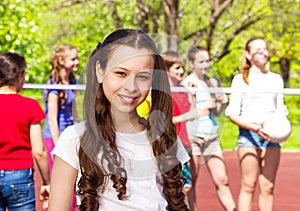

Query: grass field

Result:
[21,89,300,151]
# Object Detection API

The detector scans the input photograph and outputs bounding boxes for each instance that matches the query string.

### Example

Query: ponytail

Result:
[241,51,251,85]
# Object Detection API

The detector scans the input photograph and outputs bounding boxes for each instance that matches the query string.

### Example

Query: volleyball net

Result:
[23,83,300,95]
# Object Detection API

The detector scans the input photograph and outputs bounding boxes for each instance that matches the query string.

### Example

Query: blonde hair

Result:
[46,44,77,106]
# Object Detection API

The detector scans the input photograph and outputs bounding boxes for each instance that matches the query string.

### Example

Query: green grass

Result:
[21,89,300,151]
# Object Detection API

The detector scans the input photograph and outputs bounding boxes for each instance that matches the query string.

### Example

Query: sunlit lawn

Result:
[21,89,300,151]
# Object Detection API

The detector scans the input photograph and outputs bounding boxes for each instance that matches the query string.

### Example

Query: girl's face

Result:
[168,62,184,84]
[101,46,154,116]
[190,50,210,76]
[246,39,269,68]
[61,49,79,72]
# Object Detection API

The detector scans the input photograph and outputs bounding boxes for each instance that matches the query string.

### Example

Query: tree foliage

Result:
[0,0,299,87]
[0,0,50,83]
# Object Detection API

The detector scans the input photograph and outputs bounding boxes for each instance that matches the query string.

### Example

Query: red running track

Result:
[34,151,300,211]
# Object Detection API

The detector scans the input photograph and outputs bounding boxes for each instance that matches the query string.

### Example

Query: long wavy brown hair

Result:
[77,29,188,210]
[46,44,77,107]
[242,37,266,85]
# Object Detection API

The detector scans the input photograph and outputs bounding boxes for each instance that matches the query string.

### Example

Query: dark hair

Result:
[0,52,26,92]
[161,50,184,70]
[242,37,266,84]
[46,44,77,106]
[186,46,216,89]
[187,46,207,62]
[88,42,102,58]
[78,28,188,210]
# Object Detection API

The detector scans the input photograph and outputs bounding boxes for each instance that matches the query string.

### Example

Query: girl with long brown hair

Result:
[48,28,189,211]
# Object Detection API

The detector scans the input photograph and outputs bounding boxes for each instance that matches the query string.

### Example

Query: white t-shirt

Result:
[225,72,288,124]
[51,121,190,211]
[181,73,219,136]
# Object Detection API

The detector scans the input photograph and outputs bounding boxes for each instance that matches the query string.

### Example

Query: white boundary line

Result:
[23,83,300,95]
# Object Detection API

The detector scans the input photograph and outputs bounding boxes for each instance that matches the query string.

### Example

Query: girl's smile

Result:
[101,46,154,116]
[118,93,139,104]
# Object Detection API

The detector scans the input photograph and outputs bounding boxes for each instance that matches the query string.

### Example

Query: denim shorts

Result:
[237,128,281,149]
[0,168,35,211]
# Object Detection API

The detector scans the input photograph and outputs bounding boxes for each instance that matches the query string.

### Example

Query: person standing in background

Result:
[162,50,210,195]
[225,37,287,211]
[43,44,79,211]
[0,52,50,210]
[43,43,79,174]
[181,46,236,211]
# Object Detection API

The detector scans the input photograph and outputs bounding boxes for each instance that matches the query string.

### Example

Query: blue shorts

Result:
[237,128,281,149]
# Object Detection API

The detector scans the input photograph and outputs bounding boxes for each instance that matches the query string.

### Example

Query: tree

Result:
[0,0,50,83]
[1,0,299,86]
[264,0,300,87]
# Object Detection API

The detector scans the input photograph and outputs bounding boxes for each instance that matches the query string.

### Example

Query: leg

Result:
[188,154,201,211]
[237,147,260,211]
[258,147,280,211]
[206,153,236,211]
[187,136,205,211]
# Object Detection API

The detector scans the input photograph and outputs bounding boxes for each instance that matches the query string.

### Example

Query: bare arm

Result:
[48,93,59,144]
[172,91,211,124]
[173,104,210,124]
[209,78,228,117]
[48,156,78,211]
[30,123,51,208]
[212,96,228,117]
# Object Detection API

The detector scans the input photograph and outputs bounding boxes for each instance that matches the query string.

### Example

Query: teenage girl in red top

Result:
[0,52,50,210]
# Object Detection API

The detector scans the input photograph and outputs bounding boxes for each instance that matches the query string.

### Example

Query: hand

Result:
[258,128,272,142]
[40,184,50,209]
[252,124,271,141]
[189,93,197,110]
[187,81,197,98]
[214,93,225,102]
